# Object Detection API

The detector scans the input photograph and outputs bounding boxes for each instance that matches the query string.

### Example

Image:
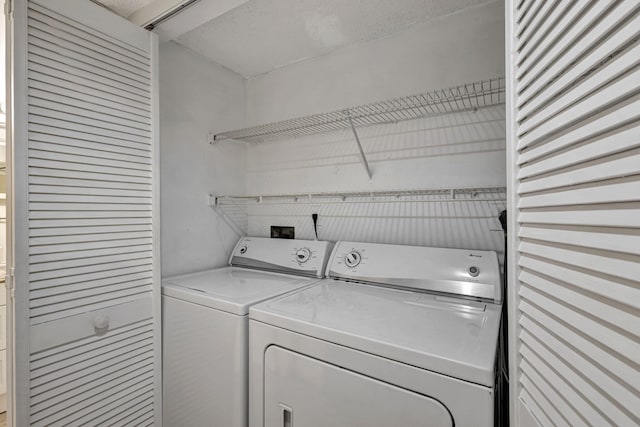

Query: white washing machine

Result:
[162,237,331,427]
[249,240,502,427]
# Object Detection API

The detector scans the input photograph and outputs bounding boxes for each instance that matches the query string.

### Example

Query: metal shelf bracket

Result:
[346,112,372,180]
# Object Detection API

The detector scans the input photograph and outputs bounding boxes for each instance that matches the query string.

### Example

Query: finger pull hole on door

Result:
[280,404,293,427]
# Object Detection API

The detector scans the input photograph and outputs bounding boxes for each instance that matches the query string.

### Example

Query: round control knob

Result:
[295,248,311,263]
[239,245,248,254]
[467,266,480,277]
[345,251,362,268]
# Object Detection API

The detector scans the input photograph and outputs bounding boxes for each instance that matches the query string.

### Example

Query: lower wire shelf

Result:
[210,186,507,206]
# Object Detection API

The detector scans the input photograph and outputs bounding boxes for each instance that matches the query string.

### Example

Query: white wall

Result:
[246,1,505,125]
[160,42,246,277]
[243,107,506,256]
[238,1,506,257]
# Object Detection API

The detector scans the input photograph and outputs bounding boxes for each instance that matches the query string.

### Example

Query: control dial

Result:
[344,251,362,268]
[295,248,311,263]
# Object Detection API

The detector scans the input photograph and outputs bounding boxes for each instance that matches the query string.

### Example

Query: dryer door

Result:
[264,346,453,427]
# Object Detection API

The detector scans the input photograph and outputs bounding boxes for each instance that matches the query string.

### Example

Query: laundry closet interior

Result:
[158,0,506,276]
[158,0,507,425]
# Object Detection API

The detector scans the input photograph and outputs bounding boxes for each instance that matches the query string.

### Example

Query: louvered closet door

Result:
[507,1,640,426]
[10,0,160,425]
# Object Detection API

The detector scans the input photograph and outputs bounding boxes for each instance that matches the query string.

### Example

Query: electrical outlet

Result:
[271,226,295,239]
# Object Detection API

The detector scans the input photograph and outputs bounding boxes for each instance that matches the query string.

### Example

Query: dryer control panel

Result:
[326,241,501,303]
[230,237,332,278]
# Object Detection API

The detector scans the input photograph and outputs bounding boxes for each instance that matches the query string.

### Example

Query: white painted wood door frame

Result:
[505,1,521,424]
[6,0,161,425]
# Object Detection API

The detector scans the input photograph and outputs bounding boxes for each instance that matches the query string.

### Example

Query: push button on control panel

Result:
[239,245,248,254]
[467,266,480,277]
[345,251,362,268]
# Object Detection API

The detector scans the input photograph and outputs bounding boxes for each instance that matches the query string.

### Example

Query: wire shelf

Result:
[211,186,507,206]
[214,77,505,142]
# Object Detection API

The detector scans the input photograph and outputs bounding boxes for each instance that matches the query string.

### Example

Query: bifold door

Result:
[507,1,640,426]
[8,0,161,425]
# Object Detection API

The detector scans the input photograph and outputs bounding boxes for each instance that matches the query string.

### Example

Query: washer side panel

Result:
[163,296,247,426]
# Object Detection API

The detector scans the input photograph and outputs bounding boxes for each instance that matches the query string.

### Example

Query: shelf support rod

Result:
[208,194,245,237]
[346,114,372,180]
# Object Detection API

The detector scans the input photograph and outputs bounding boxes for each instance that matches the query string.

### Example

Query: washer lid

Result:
[162,267,319,315]
[250,281,502,387]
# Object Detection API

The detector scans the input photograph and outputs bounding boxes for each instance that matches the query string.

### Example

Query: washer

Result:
[162,237,331,427]
[249,240,502,427]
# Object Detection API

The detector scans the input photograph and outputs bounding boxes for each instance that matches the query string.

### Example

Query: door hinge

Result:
[6,267,15,300]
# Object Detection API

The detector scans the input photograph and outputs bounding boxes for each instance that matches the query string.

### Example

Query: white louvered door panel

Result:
[507,1,640,426]
[9,0,160,425]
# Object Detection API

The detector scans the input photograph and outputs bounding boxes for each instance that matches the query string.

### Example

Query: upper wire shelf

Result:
[213,77,505,142]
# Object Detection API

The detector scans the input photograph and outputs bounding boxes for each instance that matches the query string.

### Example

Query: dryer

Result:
[249,240,502,427]
[162,237,331,427]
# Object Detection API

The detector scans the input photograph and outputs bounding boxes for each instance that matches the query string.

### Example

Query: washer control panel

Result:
[326,241,502,303]
[229,237,331,278]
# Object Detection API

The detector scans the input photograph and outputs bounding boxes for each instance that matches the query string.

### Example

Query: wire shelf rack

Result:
[211,186,507,206]
[213,77,505,142]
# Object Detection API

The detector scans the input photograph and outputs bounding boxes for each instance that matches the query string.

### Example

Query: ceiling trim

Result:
[152,0,250,42]
[128,0,197,27]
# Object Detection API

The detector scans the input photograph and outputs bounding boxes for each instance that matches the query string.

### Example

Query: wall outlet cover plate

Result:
[271,226,295,239]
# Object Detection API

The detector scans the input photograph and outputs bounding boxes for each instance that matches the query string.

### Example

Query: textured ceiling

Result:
[93,0,156,18]
[176,0,490,77]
